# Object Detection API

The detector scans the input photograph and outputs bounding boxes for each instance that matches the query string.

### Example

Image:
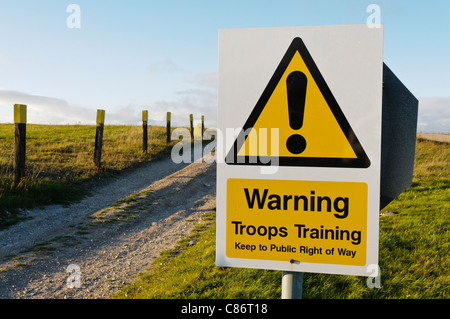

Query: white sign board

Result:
[216,25,383,276]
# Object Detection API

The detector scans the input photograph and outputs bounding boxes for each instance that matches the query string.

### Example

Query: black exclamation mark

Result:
[286,71,307,154]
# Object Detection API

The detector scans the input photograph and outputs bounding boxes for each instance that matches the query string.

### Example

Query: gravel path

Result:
[0,153,216,299]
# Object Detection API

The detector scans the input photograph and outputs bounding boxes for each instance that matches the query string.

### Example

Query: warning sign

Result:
[226,179,367,265]
[217,25,383,277]
[225,37,370,168]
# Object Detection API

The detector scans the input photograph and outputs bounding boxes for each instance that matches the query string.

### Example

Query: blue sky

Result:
[0,0,449,132]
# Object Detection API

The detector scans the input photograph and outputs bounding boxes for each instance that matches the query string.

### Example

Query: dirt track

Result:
[417,133,450,143]
[0,153,216,299]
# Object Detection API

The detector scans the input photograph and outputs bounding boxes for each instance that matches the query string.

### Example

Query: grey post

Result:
[281,271,303,299]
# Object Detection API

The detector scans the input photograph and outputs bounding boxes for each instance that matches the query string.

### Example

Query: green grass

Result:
[0,124,176,228]
[115,138,449,299]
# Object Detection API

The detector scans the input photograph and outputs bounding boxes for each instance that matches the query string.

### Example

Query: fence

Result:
[10,104,205,186]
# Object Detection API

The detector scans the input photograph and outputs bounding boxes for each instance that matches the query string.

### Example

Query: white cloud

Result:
[152,87,217,128]
[193,72,218,89]
[147,72,218,128]
[0,89,144,125]
[147,59,185,74]
[417,97,450,133]
[0,89,93,124]
[0,69,219,127]
[0,84,218,128]
[3,87,447,134]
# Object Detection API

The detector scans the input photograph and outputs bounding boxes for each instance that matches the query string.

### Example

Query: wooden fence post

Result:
[142,110,148,153]
[190,114,194,141]
[14,104,27,187]
[201,115,205,137]
[166,111,171,144]
[94,109,105,168]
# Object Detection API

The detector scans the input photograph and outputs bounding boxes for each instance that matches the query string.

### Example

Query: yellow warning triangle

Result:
[225,37,370,168]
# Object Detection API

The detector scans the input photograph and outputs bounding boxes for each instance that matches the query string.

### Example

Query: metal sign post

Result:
[282,271,303,299]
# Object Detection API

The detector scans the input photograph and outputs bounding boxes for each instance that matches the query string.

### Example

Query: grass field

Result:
[115,138,449,299]
[0,124,175,229]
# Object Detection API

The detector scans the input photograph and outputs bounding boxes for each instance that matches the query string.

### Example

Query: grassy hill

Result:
[0,124,174,229]
[115,138,449,299]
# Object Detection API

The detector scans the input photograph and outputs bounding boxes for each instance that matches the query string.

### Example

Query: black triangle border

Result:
[225,37,371,168]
